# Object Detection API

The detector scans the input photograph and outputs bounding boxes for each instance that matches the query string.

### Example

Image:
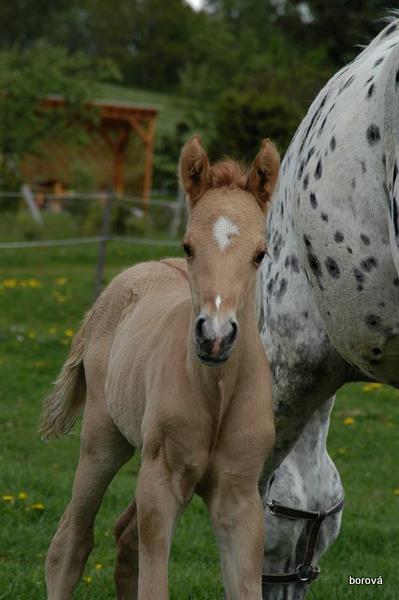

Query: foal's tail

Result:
[40,318,87,440]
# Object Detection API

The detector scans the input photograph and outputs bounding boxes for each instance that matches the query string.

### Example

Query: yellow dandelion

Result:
[29,279,41,288]
[343,417,355,425]
[30,502,45,510]
[95,563,103,571]
[2,494,14,502]
[64,329,74,337]
[48,327,58,334]
[394,489,399,496]
[362,382,383,392]
[27,331,36,339]
[3,278,17,288]
[83,576,92,584]
[18,492,28,500]
[55,277,67,286]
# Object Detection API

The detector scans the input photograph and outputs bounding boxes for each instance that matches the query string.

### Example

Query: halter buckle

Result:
[296,563,320,582]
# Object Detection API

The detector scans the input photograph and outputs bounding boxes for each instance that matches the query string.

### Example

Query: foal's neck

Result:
[186,280,259,402]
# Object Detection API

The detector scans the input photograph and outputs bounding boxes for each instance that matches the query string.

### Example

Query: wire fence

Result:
[0,185,187,298]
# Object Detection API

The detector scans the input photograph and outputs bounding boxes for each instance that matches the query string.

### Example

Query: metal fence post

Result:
[93,188,114,302]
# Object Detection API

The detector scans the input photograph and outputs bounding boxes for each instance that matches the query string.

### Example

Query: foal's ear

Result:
[179,135,211,209]
[247,139,280,212]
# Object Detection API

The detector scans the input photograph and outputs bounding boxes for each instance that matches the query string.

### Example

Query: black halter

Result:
[262,495,345,587]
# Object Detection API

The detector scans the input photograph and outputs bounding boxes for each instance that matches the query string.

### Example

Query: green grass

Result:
[1,243,399,598]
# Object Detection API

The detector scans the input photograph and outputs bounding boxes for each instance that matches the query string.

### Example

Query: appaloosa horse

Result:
[41,137,280,599]
[259,15,399,599]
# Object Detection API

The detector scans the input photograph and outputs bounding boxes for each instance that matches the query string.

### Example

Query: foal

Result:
[41,136,279,600]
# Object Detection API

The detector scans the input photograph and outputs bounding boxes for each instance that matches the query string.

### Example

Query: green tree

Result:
[0,41,117,195]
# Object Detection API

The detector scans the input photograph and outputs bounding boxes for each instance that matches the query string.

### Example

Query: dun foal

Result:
[41,136,279,599]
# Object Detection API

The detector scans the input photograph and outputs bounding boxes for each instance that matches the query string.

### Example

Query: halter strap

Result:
[262,495,345,586]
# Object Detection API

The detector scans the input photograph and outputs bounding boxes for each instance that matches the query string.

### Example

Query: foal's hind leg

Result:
[45,403,133,600]
[114,499,139,599]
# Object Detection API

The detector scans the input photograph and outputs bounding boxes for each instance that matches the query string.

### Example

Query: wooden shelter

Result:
[22,95,159,209]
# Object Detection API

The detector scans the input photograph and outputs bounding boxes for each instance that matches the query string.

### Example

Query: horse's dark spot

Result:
[273,233,283,261]
[393,162,398,186]
[330,136,336,151]
[365,314,382,329]
[374,57,384,67]
[303,311,309,319]
[347,246,353,254]
[367,84,375,99]
[280,203,284,218]
[267,278,274,294]
[393,277,399,287]
[351,178,356,189]
[304,237,323,289]
[290,255,300,273]
[396,69,399,89]
[321,212,329,222]
[315,159,322,179]
[357,285,364,291]
[310,192,318,208]
[360,234,370,245]
[276,278,288,300]
[334,231,344,243]
[298,159,305,180]
[372,347,382,355]
[325,257,340,279]
[361,257,378,272]
[361,160,367,173]
[353,268,365,283]
[306,146,315,164]
[366,124,381,145]
[303,173,309,190]
[383,23,397,37]
[366,76,374,84]
[393,197,399,238]
[284,256,290,268]
[318,116,327,135]
[339,74,355,93]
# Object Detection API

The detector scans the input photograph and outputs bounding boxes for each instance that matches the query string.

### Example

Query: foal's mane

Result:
[210,160,249,190]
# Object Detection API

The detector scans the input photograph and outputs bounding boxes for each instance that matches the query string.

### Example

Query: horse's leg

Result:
[45,403,133,600]
[114,499,139,600]
[206,470,265,600]
[135,456,186,600]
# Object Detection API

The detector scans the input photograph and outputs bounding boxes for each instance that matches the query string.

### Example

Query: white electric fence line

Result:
[0,235,180,250]
[0,190,176,208]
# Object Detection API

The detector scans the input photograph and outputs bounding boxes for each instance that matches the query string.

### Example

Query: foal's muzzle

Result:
[194,314,239,365]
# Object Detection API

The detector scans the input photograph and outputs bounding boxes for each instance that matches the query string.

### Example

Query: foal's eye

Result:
[182,243,193,259]
[253,250,266,266]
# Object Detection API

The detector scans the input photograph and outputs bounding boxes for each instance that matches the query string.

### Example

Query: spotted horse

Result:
[258,15,399,599]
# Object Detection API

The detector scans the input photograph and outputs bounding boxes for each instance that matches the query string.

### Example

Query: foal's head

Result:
[179,135,280,365]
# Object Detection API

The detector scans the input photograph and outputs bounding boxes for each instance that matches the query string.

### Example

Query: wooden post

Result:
[142,117,156,213]
[93,189,113,302]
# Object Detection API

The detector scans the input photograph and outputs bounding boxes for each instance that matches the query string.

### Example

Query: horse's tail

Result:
[40,317,88,440]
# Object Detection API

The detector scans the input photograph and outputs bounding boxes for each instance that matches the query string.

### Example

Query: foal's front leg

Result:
[206,467,265,600]
[135,454,187,600]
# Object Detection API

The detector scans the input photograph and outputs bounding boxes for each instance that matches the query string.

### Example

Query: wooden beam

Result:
[128,116,150,144]
[142,116,156,212]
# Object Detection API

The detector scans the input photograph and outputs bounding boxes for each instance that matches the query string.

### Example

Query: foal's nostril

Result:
[226,320,238,345]
[195,317,206,342]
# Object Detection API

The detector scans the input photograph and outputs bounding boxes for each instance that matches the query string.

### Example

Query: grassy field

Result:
[1,242,399,599]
